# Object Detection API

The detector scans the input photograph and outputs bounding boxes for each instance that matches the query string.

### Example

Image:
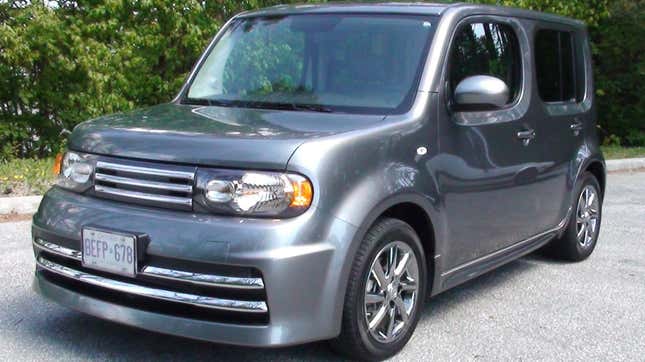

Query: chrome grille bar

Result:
[140,266,264,290]
[37,257,268,313]
[95,161,195,180]
[95,173,193,193]
[93,159,195,210]
[94,185,193,208]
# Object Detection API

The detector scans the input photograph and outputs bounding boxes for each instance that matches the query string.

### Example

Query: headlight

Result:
[56,151,94,192]
[195,168,313,217]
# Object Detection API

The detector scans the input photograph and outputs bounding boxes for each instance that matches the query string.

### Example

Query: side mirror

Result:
[453,75,510,110]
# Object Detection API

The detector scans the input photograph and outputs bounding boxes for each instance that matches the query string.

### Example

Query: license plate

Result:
[82,227,137,277]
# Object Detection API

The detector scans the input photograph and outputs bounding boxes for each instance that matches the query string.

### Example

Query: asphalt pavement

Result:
[1,171,643,361]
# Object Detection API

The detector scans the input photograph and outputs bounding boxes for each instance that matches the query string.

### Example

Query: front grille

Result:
[93,160,196,210]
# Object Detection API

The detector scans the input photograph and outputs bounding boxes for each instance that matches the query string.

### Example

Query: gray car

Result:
[31,3,605,360]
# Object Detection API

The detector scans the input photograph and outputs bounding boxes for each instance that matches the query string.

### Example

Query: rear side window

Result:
[535,29,577,102]
[449,22,522,104]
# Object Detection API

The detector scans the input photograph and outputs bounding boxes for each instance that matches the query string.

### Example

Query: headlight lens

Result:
[56,151,94,192]
[196,169,313,217]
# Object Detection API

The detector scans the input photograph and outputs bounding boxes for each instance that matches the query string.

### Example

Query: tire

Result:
[545,172,603,261]
[330,218,428,361]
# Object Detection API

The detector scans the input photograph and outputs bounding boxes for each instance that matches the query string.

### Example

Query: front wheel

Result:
[330,218,428,361]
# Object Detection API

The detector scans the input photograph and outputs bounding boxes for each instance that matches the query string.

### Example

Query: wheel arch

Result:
[380,202,436,293]
[585,160,606,198]
[344,193,441,299]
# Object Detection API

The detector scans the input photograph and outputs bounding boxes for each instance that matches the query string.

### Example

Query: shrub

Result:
[591,0,645,146]
[0,0,315,159]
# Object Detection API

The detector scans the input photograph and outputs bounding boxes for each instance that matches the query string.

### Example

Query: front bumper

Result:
[32,187,358,347]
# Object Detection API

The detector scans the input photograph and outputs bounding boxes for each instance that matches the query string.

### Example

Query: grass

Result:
[0,146,643,197]
[0,157,56,197]
[601,146,645,160]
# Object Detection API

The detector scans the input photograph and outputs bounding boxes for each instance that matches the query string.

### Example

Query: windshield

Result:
[184,14,436,114]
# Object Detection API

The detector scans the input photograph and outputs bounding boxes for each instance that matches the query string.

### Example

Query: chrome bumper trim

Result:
[36,256,268,313]
[33,238,265,290]
[140,266,264,290]
[34,238,82,261]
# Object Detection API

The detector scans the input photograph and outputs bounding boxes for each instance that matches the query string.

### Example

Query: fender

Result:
[287,121,447,324]
[554,143,605,239]
[568,144,606,204]
[342,192,444,296]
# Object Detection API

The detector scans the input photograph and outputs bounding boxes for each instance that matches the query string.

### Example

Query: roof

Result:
[238,2,585,27]
[239,2,452,17]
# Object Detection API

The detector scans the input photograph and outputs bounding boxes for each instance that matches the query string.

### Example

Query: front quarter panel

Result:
[286,92,446,298]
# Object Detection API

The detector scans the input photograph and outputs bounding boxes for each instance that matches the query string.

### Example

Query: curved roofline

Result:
[237,2,585,28]
[237,2,453,17]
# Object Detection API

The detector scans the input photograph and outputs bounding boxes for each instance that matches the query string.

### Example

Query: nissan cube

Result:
[32,3,605,360]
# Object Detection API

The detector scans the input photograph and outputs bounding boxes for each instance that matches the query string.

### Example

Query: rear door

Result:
[436,17,547,269]
[533,26,590,226]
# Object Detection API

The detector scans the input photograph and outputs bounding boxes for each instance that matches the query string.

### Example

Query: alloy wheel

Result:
[363,241,419,344]
[576,185,600,248]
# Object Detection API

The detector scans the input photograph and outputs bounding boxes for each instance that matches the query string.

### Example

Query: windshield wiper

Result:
[182,97,213,106]
[182,98,241,107]
[291,103,334,113]
[229,101,334,113]
[182,98,334,113]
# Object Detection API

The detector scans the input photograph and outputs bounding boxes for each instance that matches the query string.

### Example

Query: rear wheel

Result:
[546,172,602,261]
[330,218,427,361]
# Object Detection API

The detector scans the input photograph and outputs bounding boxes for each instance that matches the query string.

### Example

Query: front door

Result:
[435,18,545,269]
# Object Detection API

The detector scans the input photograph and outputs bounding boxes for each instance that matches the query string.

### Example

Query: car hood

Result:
[70,103,385,169]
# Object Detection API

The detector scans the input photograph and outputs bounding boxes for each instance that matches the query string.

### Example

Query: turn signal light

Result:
[290,178,313,208]
[53,153,63,175]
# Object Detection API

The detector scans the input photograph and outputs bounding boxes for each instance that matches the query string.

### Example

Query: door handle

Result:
[516,129,536,146]
[570,120,583,136]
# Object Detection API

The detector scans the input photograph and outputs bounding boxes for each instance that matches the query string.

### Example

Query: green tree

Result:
[0,0,317,160]
[467,0,643,146]
[467,0,610,26]
[591,0,645,146]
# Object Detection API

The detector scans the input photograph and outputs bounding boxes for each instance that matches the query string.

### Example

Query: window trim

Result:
[446,20,523,111]
[533,28,579,104]
[176,13,438,116]
[441,15,530,126]
[531,22,592,117]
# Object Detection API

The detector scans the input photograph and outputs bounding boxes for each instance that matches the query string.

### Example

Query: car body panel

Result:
[433,15,549,269]
[70,103,385,169]
[33,187,358,346]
